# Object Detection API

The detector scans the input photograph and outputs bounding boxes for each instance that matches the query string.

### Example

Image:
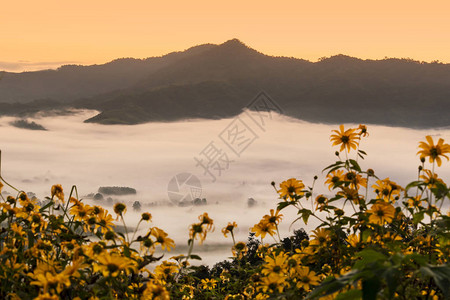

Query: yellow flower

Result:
[151,227,175,251]
[220,270,231,282]
[367,201,396,225]
[257,273,287,294]
[330,125,359,152]
[262,252,288,276]
[153,261,179,281]
[225,294,245,300]
[263,209,283,225]
[346,233,360,247]
[69,197,81,206]
[251,219,276,239]
[181,285,195,300]
[381,232,402,243]
[113,203,127,218]
[96,209,115,234]
[407,196,425,208]
[93,251,137,277]
[82,242,104,258]
[256,243,273,258]
[140,237,155,255]
[315,194,328,211]
[222,221,237,238]
[29,262,71,294]
[295,266,320,291]
[372,178,402,203]
[10,223,26,237]
[421,289,439,300]
[141,282,170,300]
[255,293,270,300]
[311,228,330,247]
[33,293,60,300]
[19,195,39,213]
[325,170,344,190]
[200,278,217,290]
[338,187,361,205]
[420,169,444,189]
[189,223,206,244]
[30,212,48,231]
[344,171,367,189]
[278,178,305,200]
[417,135,450,167]
[70,203,94,222]
[198,212,214,231]
[141,212,152,222]
[243,285,255,298]
[358,124,369,137]
[232,242,248,259]
[51,184,64,203]
[321,264,332,275]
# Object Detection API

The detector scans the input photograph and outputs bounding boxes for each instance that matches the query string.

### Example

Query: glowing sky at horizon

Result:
[2,0,450,72]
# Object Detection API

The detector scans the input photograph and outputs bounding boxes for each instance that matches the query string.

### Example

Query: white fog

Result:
[1,110,449,266]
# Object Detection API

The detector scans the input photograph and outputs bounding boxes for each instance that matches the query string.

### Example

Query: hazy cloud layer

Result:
[0,60,79,72]
[1,110,448,264]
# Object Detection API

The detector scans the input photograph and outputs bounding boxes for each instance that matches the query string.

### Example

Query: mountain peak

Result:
[221,38,247,47]
[215,39,261,57]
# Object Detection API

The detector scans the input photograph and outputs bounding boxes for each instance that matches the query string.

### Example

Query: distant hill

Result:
[0,43,215,103]
[98,186,137,195]
[1,39,449,128]
[10,119,47,130]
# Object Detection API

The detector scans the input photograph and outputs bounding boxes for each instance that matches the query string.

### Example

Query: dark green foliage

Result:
[98,186,136,195]
[10,119,47,130]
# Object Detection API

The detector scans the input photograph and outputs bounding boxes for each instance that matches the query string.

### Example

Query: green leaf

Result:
[297,209,312,225]
[353,249,386,269]
[362,276,381,300]
[383,267,400,299]
[322,161,345,173]
[27,231,35,248]
[277,201,292,211]
[123,246,131,257]
[430,182,450,199]
[412,211,424,225]
[349,159,362,172]
[39,200,54,213]
[405,180,425,192]
[327,165,346,174]
[0,214,8,223]
[403,253,427,267]
[328,194,344,202]
[335,289,362,300]
[306,277,345,299]
[189,254,202,260]
[420,265,450,299]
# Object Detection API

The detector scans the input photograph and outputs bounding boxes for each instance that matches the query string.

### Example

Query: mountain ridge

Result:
[1,39,449,128]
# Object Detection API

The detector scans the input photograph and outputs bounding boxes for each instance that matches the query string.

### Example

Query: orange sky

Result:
[1,0,450,72]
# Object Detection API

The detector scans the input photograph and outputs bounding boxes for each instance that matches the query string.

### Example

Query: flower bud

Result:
[105,231,115,240]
